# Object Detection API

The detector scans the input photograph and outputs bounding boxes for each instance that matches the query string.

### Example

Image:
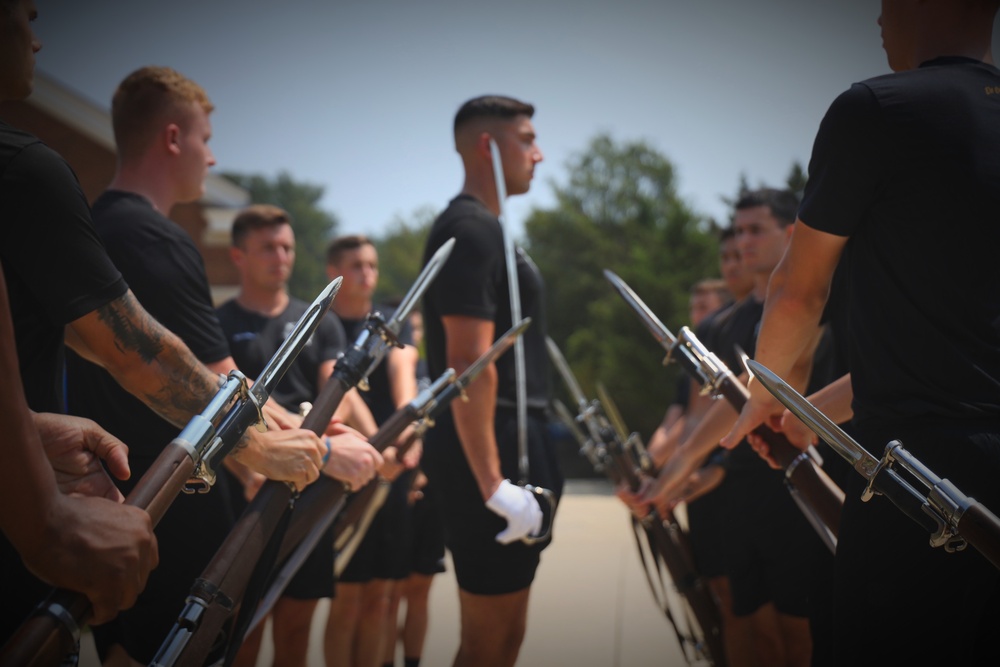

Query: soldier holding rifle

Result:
[421,95,562,667]
[623,189,839,667]
[63,66,377,666]
[724,2,1000,664]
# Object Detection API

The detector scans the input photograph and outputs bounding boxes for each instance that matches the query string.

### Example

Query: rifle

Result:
[0,278,343,667]
[546,338,726,667]
[148,240,455,666]
[604,270,843,552]
[153,319,531,666]
[748,360,1000,570]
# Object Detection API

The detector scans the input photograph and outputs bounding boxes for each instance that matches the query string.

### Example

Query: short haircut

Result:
[111,66,214,160]
[453,95,534,147]
[326,234,375,266]
[231,204,291,248]
[734,188,799,228]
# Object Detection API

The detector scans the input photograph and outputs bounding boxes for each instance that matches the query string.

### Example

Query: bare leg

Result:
[453,587,531,667]
[382,581,403,666]
[231,620,265,667]
[271,597,319,667]
[401,574,435,662]
[707,575,756,667]
[355,579,392,667]
[777,613,812,667]
[325,582,363,667]
[743,602,785,667]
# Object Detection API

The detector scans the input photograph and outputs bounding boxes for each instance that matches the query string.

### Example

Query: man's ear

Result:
[164,123,182,156]
[230,245,244,268]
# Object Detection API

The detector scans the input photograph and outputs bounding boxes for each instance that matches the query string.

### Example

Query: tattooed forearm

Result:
[96,292,165,363]
[96,292,218,427]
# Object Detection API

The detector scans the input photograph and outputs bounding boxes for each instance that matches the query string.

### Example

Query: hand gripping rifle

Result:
[0,278,342,667]
[604,270,843,553]
[154,319,531,666]
[244,318,535,638]
[747,360,1000,570]
[489,139,556,544]
[147,241,454,667]
[545,337,726,667]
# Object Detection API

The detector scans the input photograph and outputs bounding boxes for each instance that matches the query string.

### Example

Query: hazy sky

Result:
[33,1,995,239]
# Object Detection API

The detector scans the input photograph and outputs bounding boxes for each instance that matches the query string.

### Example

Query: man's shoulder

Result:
[431,195,499,237]
[0,124,76,184]
[92,191,194,249]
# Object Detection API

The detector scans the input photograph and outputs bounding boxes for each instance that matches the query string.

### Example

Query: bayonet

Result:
[604,269,843,550]
[545,337,725,666]
[0,278,343,667]
[243,319,536,640]
[489,139,530,487]
[747,359,1000,569]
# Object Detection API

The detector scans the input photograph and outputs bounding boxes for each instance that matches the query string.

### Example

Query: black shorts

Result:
[422,407,563,595]
[686,477,728,578]
[721,453,832,618]
[282,522,335,600]
[829,420,1000,666]
[408,476,447,576]
[338,472,414,583]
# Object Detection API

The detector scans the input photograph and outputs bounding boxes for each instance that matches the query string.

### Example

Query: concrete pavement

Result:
[79,479,702,666]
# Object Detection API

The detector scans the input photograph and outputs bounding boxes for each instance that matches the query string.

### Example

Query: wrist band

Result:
[322,436,332,466]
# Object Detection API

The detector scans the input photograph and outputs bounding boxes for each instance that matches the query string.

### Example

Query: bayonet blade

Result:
[455,318,531,391]
[545,336,589,410]
[252,277,342,407]
[386,237,455,334]
[604,269,677,351]
[596,381,630,444]
[746,359,880,479]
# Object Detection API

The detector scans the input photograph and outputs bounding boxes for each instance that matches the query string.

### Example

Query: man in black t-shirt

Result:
[64,66,378,665]
[420,95,563,667]
[727,4,1000,664]
[0,5,232,643]
[322,234,421,667]
[217,205,380,667]
[635,189,833,666]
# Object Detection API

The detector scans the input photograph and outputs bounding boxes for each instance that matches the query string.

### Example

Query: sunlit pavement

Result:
[80,479,692,666]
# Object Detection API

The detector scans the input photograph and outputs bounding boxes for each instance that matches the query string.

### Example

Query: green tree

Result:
[525,134,719,437]
[372,206,438,304]
[222,170,340,301]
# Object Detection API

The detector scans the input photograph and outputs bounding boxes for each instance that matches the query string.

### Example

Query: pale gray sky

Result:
[34,1,997,238]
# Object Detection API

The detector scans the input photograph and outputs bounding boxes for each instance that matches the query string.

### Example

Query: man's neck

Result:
[461,172,501,216]
[108,167,177,216]
[751,272,771,303]
[236,287,289,317]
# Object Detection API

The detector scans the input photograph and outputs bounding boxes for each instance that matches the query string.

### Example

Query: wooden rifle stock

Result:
[0,437,203,667]
[606,440,727,666]
[151,377,350,666]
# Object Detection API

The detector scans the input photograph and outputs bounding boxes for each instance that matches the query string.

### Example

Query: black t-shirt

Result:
[339,305,414,425]
[423,194,550,407]
[65,190,231,470]
[0,121,127,411]
[800,57,1000,426]
[216,298,347,413]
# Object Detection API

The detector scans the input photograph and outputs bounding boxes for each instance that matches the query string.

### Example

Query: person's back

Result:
[803,58,1000,425]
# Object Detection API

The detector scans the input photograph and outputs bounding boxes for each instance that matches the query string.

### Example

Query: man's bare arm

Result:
[66,290,217,428]
[723,222,847,449]
[443,314,503,501]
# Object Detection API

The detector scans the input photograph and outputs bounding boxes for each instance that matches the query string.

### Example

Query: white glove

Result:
[485,479,543,545]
